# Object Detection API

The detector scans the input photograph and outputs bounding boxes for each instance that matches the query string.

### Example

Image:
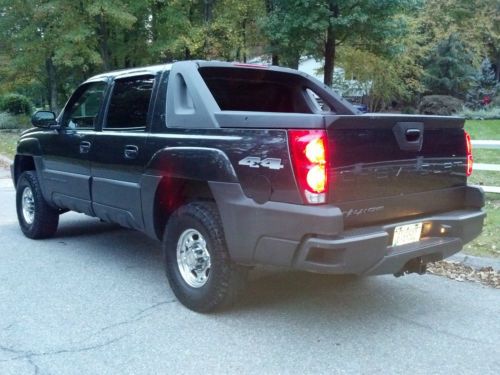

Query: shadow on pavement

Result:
[6,212,440,315]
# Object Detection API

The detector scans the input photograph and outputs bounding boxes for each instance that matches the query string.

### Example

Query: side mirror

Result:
[31,111,59,128]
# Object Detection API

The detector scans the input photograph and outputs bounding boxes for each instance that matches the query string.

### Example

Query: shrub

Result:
[0,112,18,129]
[459,106,500,120]
[418,95,463,116]
[0,112,30,130]
[0,94,33,115]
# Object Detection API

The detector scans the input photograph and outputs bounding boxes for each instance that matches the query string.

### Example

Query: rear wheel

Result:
[16,171,59,239]
[163,202,247,312]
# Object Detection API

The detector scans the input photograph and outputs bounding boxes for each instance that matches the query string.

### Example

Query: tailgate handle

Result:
[393,122,424,152]
[405,129,421,142]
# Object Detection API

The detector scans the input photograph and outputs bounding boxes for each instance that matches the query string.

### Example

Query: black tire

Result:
[163,201,248,312]
[16,171,59,239]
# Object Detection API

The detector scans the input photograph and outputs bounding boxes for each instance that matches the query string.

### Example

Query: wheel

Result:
[16,171,59,239]
[163,201,248,312]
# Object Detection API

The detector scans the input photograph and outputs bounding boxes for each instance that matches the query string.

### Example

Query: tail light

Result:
[288,130,329,204]
[465,131,473,177]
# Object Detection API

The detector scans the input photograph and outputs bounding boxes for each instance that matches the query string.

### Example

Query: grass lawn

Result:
[464,120,500,258]
[464,194,500,258]
[465,119,500,164]
[464,119,500,140]
[469,170,500,188]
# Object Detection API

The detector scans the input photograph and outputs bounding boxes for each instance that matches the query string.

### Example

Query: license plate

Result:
[392,223,423,246]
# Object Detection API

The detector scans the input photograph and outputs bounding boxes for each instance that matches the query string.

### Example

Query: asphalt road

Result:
[0,175,499,375]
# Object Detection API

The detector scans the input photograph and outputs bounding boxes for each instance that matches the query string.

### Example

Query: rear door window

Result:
[104,75,155,130]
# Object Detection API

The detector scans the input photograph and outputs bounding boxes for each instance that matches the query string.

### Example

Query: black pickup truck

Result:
[11,61,485,312]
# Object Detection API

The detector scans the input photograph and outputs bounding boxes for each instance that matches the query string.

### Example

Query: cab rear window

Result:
[199,67,314,113]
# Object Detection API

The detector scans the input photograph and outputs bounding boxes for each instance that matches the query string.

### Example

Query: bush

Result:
[0,112,18,129]
[401,106,416,114]
[0,112,30,130]
[0,94,33,115]
[459,106,500,120]
[418,95,463,116]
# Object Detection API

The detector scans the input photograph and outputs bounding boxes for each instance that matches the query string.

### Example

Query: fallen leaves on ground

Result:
[0,159,9,169]
[428,261,500,289]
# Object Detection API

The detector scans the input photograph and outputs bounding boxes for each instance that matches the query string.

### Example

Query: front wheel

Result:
[16,171,59,239]
[163,202,247,312]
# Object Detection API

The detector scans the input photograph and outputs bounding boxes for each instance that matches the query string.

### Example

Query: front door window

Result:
[62,82,107,129]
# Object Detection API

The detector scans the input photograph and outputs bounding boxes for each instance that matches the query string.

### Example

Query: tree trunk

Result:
[45,57,58,112]
[265,0,279,66]
[97,14,111,70]
[272,54,279,66]
[324,25,335,87]
[151,0,164,43]
[204,0,215,23]
[323,3,339,87]
[203,0,215,57]
[284,55,300,70]
[242,18,247,62]
[496,53,500,82]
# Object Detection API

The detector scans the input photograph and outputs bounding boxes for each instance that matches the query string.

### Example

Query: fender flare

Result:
[141,147,238,239]
[144,146,238,183]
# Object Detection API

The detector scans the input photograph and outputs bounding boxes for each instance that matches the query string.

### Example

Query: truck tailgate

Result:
[326,115,470,227]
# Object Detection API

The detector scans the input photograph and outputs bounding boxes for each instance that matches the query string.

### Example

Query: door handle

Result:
[79,141,91,154]
[124,145,139,159]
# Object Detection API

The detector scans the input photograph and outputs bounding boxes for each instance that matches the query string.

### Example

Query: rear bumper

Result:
[210,182,485,276]
[295,210,484,275]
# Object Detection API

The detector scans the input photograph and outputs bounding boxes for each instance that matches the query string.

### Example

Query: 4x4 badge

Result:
[238,156,284,170]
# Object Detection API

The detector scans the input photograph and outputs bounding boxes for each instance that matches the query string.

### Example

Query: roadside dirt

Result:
[428,261,500,289]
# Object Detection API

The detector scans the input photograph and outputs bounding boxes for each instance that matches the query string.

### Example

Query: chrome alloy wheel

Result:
[21,186,35,225]
[176,229,211,288]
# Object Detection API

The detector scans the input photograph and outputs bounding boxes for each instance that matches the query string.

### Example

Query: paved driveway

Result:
[0,178,499,374]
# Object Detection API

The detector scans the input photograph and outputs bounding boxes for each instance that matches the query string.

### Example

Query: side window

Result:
[104,76,155,130]
[63,82,107,129]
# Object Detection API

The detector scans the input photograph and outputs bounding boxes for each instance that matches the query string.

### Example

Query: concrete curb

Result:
[448,252,500,272]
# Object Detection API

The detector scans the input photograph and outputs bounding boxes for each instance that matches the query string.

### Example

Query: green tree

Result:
[466,58,499,109]
[476,0,500,81]
[148,0,207,61]
[338,47,413,111]
[149,0,264,62]
[0,0,141,110]
[422,33,474,98]
[416,0,500,79]
[209,0,265,62]
[262,0,417,85]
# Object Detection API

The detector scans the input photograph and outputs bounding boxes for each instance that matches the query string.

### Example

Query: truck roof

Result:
[86,63,173,82]
[84,60,322,84]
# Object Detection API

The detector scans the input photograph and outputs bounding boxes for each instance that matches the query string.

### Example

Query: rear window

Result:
[199,67,315,113]
[105,75,155,129]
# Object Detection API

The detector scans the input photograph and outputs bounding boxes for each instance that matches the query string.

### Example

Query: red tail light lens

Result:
[465,131,473,177]
[288,130,328,204]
